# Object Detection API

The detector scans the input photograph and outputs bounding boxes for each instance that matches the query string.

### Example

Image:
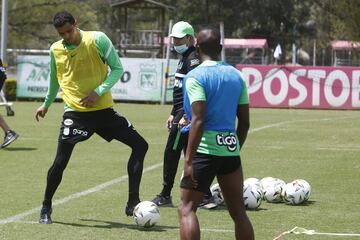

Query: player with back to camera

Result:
[178,27,254,240]
[35,11,148,224]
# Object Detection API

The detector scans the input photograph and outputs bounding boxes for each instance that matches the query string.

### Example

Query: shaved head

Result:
[196,28,222,60]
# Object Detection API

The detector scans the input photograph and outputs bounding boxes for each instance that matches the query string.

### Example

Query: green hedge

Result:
[4,78,16,101]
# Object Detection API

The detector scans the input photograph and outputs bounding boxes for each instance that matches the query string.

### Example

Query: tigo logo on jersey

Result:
[216,133,237,152]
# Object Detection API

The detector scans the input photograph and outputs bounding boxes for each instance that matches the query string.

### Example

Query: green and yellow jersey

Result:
[44,29,123,112]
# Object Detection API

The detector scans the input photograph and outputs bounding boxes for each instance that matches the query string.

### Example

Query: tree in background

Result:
[3,0,360,64]
[6,0,100,49]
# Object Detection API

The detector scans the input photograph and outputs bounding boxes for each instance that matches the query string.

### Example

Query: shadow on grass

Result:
[2,147,37,151]
[291,200,316,206]
[203,205,268,212]
[53,218,178,232]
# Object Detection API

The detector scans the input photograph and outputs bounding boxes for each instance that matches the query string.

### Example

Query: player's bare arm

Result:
[236,104,250,149]
[183,101,205,189]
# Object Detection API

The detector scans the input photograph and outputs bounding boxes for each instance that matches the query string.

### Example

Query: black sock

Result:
[42,199,52,209]
[43,142,75,207]
[128,192,140,204]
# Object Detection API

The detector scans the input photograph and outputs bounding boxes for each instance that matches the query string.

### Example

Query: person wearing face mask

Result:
[152,21,214,208]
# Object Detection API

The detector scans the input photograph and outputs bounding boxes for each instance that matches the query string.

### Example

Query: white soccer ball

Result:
[210,183,225,205]
[133,201,160,228]
[263,178,285,203]
[293,179,311,201]
[244,178,261,189]
[243,184,262,209]
[244,178,264,199]
[281,181,307,205]
[260,177,276,188]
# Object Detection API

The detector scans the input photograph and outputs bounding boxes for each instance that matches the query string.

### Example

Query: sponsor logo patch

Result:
[190,59,200,67]
[73,128,88,137]
[216,133,237,152]
[64,119,73,126]
[174,79,182,88]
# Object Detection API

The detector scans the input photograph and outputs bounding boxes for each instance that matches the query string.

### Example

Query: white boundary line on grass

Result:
[0,115,354,226]
[0,163,162,225]
[248,116,354,133]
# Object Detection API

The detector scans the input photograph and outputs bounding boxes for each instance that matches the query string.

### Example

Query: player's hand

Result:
[178,116,188,129]
[182,160,198,189]
[166,115,174,130]
[80,91,99,107]
[35,105,48,122]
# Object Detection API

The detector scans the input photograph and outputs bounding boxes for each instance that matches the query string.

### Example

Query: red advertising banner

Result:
[236,65,360,109]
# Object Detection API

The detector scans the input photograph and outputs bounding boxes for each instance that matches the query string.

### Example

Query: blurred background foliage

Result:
[2,0,360,63]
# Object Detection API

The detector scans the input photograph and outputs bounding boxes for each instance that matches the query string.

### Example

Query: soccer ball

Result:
[263,178,285,203]
[260,177,276,188]
[210,183,225,205]
[294,179,311,201]
[281,181,307,205]
[244,177,264,199]
[244,178,261,189]
[133,201,160,228]
[243,184,262,209]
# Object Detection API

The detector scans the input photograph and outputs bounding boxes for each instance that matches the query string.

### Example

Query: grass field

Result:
[0,102,359,240]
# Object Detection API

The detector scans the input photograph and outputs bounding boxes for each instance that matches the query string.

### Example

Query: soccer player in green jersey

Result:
[178,28,254,239]
[35,11,148,224]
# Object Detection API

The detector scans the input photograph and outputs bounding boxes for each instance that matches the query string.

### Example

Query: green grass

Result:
[0,102,359,240]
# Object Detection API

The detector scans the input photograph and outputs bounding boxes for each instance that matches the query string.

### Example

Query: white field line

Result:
[0,163,162,225]
[316,147,360,151]
[248,116,354,133]
[0,115,355,225]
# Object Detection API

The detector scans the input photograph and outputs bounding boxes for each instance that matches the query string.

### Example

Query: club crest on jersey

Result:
[216,133,237,152]
[63,127,70,136]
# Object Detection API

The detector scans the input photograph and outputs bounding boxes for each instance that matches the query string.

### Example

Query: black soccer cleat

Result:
[1,130,19,148]
[125,200,140,216]
[39,206,52,224]
[151,194,173,207]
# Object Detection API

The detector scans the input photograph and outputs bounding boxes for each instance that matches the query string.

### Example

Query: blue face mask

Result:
[174,44,189,54]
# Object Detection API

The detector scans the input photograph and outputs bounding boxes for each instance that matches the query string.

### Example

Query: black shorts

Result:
[180,153,241,193]
[58,108,134,144]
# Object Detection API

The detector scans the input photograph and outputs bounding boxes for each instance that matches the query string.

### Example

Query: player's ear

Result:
[195,44,201,56]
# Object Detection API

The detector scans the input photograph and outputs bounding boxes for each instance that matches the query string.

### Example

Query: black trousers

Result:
[162,112,188,196]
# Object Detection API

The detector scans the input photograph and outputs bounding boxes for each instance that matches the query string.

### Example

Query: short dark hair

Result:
[197,27,222,56]
[53,11,75,28]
